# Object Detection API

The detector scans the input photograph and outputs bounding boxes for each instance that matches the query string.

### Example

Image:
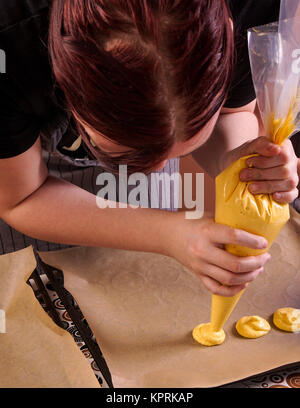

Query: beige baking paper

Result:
[0,246,100,388]
[39,206,300,388]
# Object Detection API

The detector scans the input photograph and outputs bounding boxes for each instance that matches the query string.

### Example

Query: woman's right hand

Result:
[166,213,271,297]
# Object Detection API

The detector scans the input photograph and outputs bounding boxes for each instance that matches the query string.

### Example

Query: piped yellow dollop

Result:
[236,316,271,338]
[273,308,300,332]
[192,323,225,346]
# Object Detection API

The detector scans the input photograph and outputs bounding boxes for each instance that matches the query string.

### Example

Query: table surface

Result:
[31,269,300,389]
[220,363,300,388]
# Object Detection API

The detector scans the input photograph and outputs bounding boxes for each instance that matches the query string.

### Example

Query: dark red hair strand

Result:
[49,0,234,174]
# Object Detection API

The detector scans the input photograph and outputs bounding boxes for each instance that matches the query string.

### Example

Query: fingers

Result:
[199,264,264,286]
[192,220,272,297]
[240,165,295,182]
[199,265,264,297]
[246,153,286,169]
[240,165,298,199]
[224,137,280,169]
[273,189,299,204]
[210,224,268,249]
[199,275,247,297]
[242,136,281,158]
[211,248,270,273]
[247,178,298,195]
[196,251,268,296]
[245,140,294,169]
[239,139,299,203]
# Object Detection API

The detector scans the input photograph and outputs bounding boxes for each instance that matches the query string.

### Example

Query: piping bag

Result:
[193,0,300,345]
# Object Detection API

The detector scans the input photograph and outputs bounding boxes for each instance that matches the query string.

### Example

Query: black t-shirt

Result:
[0,0,281,159]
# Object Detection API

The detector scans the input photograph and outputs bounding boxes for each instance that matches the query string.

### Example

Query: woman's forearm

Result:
[192,111,259,178]
[1,175,177,256]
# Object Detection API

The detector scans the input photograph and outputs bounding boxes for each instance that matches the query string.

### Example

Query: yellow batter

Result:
[192,107,296,347]
[192,323,225,346]
[273,308,300,332]
[236,316,271,338]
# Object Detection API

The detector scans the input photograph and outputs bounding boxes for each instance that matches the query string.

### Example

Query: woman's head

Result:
[49,0,234,174]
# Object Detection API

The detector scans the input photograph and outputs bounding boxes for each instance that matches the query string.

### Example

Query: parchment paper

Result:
[39,207,300,388]
[0,246,100,388]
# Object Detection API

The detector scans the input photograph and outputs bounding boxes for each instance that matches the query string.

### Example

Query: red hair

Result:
[49,0,234,174]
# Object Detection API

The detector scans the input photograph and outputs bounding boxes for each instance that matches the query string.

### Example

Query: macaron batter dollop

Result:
[192,323,225,346]
[236,315,271,338]
[273,308,300,332]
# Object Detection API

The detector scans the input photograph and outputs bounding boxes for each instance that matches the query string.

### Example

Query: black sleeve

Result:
[224,0,281,109]
[0,75,40,159]
[223,46,256,109]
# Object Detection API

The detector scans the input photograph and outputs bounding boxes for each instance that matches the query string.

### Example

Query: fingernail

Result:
[249,184,258,193]
[257,267,264,275]
[247,160,254,168]
[265,253,271,261]
[261,240,268,249]
[270,144,280,153]
[257,242,268,250]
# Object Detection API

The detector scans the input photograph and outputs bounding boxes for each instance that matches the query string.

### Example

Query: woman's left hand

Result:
[223,136,299,204]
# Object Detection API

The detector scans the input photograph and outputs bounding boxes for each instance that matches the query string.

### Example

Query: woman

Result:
[0,0,299,298]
